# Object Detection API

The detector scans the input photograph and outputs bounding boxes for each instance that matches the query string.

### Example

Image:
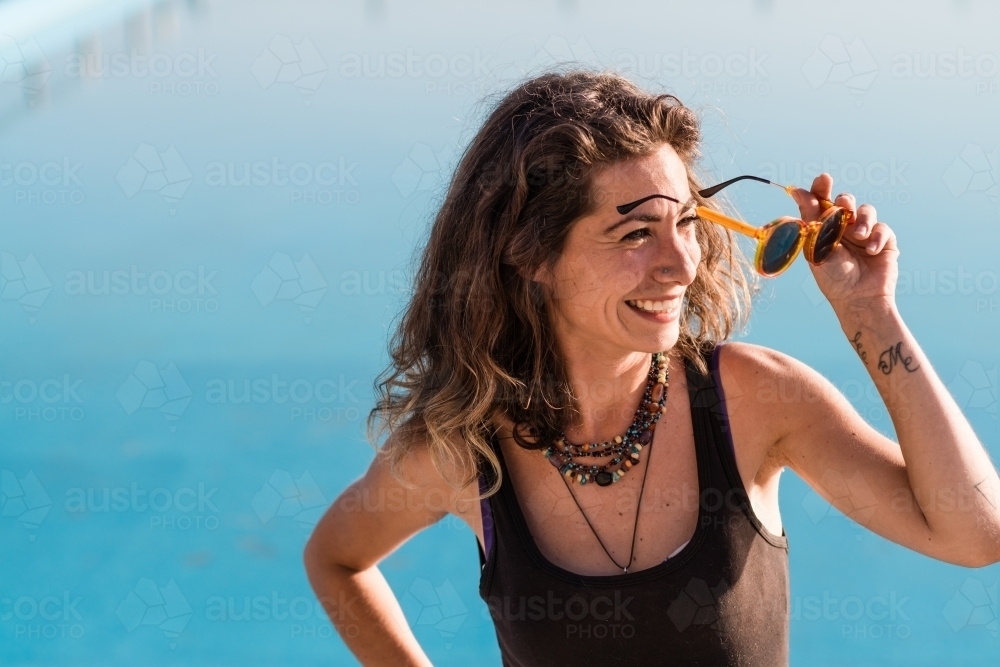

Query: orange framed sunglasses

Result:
[616,175,856,277]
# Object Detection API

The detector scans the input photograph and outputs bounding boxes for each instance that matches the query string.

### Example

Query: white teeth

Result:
[627,299,679,314]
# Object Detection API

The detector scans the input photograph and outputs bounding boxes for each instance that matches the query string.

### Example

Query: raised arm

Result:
[304,433,476,666]
[725,333,1000,568]
[745,173,1000,567]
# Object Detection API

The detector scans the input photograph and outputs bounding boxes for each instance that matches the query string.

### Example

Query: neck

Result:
[556,333,657,446]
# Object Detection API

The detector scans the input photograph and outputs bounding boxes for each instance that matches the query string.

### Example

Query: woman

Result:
[304,70,1000,666]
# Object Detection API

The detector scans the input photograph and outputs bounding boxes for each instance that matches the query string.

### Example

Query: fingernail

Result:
[854,223,868,237]
[867,241,878,252]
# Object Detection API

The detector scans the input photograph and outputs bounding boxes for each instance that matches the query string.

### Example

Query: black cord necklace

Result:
[549,353,669,573]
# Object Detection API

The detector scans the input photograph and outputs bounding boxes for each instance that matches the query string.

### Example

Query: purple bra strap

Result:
[708,343,738,465]
[478,456,495,561]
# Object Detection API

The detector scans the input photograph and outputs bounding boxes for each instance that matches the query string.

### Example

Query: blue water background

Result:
[2,0,999,664]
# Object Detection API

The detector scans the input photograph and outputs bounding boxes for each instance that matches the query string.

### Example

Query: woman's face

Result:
[537,143,701,357]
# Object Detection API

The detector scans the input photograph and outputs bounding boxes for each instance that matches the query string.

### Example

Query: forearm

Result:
[837,298,1000,563]
[305,558,434,667]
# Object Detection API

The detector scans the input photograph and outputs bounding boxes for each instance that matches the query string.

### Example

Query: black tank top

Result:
[475,343,790,666]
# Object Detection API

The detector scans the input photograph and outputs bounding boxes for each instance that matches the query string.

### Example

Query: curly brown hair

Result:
[369,69,755,497]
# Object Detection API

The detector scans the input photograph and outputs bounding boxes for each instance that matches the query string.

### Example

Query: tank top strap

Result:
[688,342,788,547]
[684,342,738,487]
[476,436,498,571]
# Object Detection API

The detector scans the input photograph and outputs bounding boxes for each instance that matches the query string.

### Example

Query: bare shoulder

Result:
[717,340,813,381]
[305,426,481,571]
[716,341,848,468]
[369,427,482,518]
[719,342,850,456]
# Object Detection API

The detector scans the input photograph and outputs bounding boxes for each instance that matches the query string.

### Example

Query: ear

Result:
[529,256,558,289]
[530,264,549,286]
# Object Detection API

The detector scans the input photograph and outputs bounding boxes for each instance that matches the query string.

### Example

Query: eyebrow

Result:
[615,193,680,214]
[604,194,695,236]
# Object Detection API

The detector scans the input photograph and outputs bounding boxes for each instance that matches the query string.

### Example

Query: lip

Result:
[625,298,682,323]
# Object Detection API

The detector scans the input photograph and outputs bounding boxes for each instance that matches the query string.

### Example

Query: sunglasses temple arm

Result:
[695,206,765,240]
[773,182,836,210]
[700,176,835,209]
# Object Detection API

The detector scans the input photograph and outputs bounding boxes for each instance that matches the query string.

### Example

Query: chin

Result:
[631,325,681,354]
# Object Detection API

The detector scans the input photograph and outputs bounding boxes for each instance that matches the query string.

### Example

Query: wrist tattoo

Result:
[850,331,868,365]
[877,342,920,375]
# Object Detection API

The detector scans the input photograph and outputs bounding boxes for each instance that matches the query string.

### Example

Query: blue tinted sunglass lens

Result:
[811,208,848,264]
[760,222,802,275]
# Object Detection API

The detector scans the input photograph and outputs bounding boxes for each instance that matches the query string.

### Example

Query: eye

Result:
[678,214,699,227]
[621,227,651,242]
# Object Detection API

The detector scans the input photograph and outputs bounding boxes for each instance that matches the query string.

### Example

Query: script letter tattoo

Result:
[850,331,868,365]
[877,342,920,375]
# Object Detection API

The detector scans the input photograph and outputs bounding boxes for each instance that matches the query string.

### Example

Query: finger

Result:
[810,173,833,202]
[852,203,877,239]
[790,173,833,221]
[863,221,894,254]
[790,186,819,221]
[834,192,856,214]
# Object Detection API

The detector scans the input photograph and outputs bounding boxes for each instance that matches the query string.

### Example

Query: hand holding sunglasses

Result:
[617,174,857,277]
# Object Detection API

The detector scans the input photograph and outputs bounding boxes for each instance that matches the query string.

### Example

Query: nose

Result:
[652,231,700,286]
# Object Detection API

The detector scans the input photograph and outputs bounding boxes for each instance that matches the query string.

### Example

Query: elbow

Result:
[303,531,359,584]
[959,541,1000,569]
[975,550,1000,569]
[302,531,325,582]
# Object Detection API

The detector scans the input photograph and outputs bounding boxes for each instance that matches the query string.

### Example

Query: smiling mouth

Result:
[625,299,681,315]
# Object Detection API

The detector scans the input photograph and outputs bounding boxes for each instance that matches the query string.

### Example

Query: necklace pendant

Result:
[594,471,613,486]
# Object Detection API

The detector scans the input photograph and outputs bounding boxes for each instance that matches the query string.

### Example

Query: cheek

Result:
[683,230,703,270]
[690,235,704,266]
[553,252,641,308]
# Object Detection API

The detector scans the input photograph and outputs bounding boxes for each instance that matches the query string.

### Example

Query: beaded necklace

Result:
[542,352,669,486]
[541,352,670,573]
